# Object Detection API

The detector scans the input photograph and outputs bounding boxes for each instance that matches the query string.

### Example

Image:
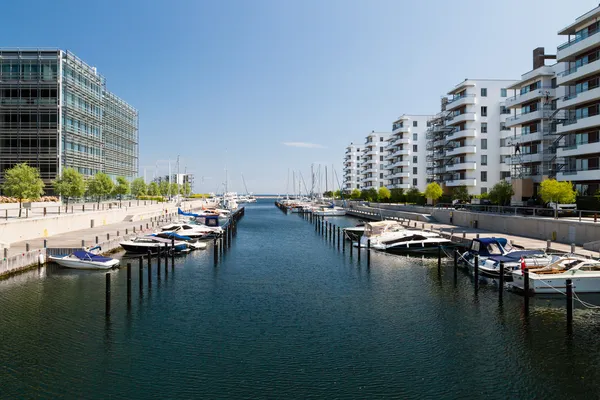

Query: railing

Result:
[447,94,475,104]
[558,28,600,51]
[435,202,600,222]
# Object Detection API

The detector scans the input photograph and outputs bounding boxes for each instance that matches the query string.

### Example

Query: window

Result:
[481,155,487,165]
[413,178,418,186]
[413,145,418,152]
[380,182,384,187]
[481,88,487,97]
[412,156,418,163]
[356,156,360,161]
[357,184,360,189]
[413,167,418,174]
[380,173,384,179]
[413,121,418,127]
[380,155,384,161]
[413,133,418,141]
[500,171,511,179]
[500,122,509,131]
[481,122,487,133]
[380,147,384,152]
[481,171,487,182]
[501,88,507,97]
[380,137,384,142]
[481,187,487,194]
[481,139,487,149]
[481,106,487,117]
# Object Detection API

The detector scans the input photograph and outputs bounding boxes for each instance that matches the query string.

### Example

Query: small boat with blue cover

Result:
[49,250,119,270]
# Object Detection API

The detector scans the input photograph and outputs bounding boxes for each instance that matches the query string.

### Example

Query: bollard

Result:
[524,269,530,313]
[3,248,7,258]
[43,239,47,248]
[81,239,85,248]
[566,279,573,325]
[474,255,479,292]
[571,243,576,254]
[133,226,136,233]
[107,233,110,241]
[476,233,480,239]
[127,262,132,305]
[499,261,505,302]
[43,207,47,216]
[139,256,143,295]
[105,273,111,317]
[26,243,30,252]
[147,250,152,286]
[96,236,99,244]
[140,224,143,232]
[462,231,466,239]
[546,240,551,252]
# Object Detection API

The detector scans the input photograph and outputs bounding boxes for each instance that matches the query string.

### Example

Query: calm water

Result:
[2,199,600,399]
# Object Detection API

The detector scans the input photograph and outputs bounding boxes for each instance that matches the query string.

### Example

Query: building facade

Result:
[504,48,565,202]
[426,79,517,195]
[0,49,138,193]
[343,143,361,193]
[556,6,600,195]
[360,132,389,190]
[386,114,430,192]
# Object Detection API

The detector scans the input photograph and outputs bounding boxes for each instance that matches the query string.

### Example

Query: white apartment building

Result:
[343,142,362,193]
[360,131,389,189]
[427,79,517,196]
[504,48,565,202]
[386,114,430,191]
[556,5,600,195]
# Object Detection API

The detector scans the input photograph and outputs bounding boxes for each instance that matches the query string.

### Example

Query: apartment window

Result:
[481,106,487,117]
[481,139,487,149]
[481,171,487,182]
[481,123,487,133]
[413,167,417,174]
[413,145,418,152]
[380,182,384,187]
[380,137,384,142]
[500,122,509,131]
[413,133,418,141]
[380,147,384,152]
[380,173,384,179]
[413,178,418,186]
[501,171,511,179]
[426,121,431,127]
[551,78,557,89]
[412,156,418,163]
[413,121,418,127]
[481,187,487,194]
[356,156,360,161]
[481,155,487,165]
[500,88,507,97]
[481,88,487,97]
[380,155,384,161]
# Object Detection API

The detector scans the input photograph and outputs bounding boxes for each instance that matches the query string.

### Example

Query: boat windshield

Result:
[486,243,503,255]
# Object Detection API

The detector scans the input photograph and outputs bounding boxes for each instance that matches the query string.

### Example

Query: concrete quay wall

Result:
[0,200,205,247]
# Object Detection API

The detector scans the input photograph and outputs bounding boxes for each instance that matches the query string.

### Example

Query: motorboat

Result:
[49,250,119,270]
[313,204,346,216]
[375,232,455,255]
[160,222,220,239]
[344,222,366,242]
[119,236,188,254]
[154,232,208,250]
[358,220,409,248]
[511,256,600,294]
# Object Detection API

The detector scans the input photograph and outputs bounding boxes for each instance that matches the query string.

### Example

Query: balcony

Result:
[558,113,600,134]
[433,167,446,174]
[446,162,477,172]
[388,183,411,190]
[557,168,600,181]
[511,153,544,164]
[557,59,600,86]
[505,109,544,128]
[559,86,600,109]
[392,125,410,134]
[446,94,476,111]
[388,171,410,179]
[446,145,476,157]
[448,112,476,125]
[434,139,446,148]
[445,178,477,187]
[511,131,544,144]
[362,167,378,175]
[365,148,378,156]
[387,160,410,169]
[558,140,600,158]
[385,151,397,160]
[397,148,411,156]
[557,29,600,62]
[505,88,555,108]
[393,137,410,145]
[446,128,476,141]
[362,176,379,182]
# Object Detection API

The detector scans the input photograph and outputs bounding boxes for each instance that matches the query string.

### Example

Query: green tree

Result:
[405,187,422,204]
[390,188,405,203]
[360,188,378,202]
[87,172,114,206]
[378,186,391,202]
[113,176,130,206]
[424,182,443,205]
[2,163,45,217]
[53,167,85,212]
[181,182,192,196]
[539,179,576,218]
[452,185,470,202]
[159,180,170,196]
[333,189,342,199]
[147,181,159,196]
[488,180,514,206]
[323,190,333,198]
[130,177,147,197]
[170,182,180,198]
[350,189,361,200]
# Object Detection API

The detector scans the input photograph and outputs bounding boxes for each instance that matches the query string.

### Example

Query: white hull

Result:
[313,210,346,216]
[49,256,119,270]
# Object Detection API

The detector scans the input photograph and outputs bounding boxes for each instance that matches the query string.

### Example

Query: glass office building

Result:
[0,49,138,193]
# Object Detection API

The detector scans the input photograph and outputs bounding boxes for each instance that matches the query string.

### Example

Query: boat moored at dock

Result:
[49,250,120,270]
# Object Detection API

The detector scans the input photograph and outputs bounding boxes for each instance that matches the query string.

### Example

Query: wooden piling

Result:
[127,262,132,305]
[147,250,152,286]
[524,269,530,314]
[358,240,361,262]
[474,255,479,292]
[350,238,353,258]
[499,261,504,302]
[453,249,458,283]
[367,239,371,266]
[214,238,219,265]
[566,278,573,325]
[337,227,340,250]
[171,237,175,268]
[105,273,111,317]
[157,247,161,278]
[164,243,169,274]
[139,256,143,295]
[437,245,442,273]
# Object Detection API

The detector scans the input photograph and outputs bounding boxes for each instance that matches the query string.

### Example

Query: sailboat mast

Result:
[325,166,328,194]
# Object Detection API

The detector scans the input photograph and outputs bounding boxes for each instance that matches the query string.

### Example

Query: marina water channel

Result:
[2,199,600,398]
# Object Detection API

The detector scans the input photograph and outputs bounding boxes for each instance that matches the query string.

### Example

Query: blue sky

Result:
[1,0,597,193]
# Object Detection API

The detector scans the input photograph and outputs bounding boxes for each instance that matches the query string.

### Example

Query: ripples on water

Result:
[1,200,600,399]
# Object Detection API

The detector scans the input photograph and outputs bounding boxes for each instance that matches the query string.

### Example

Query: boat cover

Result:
[178,208,201,218]
[469,237,508,255]
[155,232,193,241]
[72,250,114,263]
[487,250,545,263]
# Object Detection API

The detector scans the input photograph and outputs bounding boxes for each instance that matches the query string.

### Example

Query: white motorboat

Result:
[119,236,189,254]
[373,232,455,255]
[49,250,119,270]
[511,256,600,293]
[160,222,221,238]
[313,205,346,216]
[358,220,409,248]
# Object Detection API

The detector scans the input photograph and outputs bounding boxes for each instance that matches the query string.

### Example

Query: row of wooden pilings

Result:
[296,208,575,330]
[104,207,246,318]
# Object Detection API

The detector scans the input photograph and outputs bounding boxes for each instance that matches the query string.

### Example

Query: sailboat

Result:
[239,174,257,203]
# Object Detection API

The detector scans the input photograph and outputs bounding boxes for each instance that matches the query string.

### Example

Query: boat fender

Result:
[520,256,527,271]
